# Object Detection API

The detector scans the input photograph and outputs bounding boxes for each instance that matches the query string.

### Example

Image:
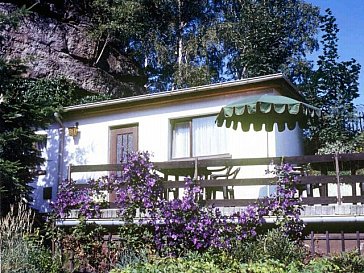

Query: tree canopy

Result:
[0,6,111,214]
[0,62,110,215]
[299,9,361,153]
[88,0,321,91]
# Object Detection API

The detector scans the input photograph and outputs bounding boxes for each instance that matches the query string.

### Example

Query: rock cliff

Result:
[0,2,146,97]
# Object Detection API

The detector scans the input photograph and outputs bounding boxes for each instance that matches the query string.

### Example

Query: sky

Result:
[308,0,364,106]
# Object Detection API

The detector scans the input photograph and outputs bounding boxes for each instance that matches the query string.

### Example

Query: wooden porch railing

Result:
[67,153,364,208]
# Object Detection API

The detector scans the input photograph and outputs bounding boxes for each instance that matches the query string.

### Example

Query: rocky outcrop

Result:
[0,3,146,97]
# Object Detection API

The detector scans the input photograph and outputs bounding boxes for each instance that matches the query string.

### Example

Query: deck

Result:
[62,153,364,223]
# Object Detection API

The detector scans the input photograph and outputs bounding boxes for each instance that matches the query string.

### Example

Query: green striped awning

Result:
[216,94,321,132]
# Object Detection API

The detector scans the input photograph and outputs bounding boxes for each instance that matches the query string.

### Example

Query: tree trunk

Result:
[174,0,184,90]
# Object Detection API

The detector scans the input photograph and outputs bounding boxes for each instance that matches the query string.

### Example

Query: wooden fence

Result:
[68,152,364,207]
[305,231,364,255]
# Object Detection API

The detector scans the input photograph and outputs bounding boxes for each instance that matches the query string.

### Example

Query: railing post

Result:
[335,152,342,205]
[193,158,198,181]
[341,231,345,252]
[68,164,72,181]
[356,231,361,255]
[310,231,315,256]
[325,231,330,254]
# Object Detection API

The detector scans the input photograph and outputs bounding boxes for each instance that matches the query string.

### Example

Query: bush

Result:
[109,255,346,273]
[0,202,62,273]
[118,223,154,252]
[240,259,294,273]
[329,250,364,273]
[114,248,149,269]
[231,229,306,264]
[61,218,119,273]
[110,252,242,273]
[295,258,340,273]
[27,243,63,273]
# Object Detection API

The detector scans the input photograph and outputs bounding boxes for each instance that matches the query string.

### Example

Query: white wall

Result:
[31,127,61,212]
[32,90,305,212]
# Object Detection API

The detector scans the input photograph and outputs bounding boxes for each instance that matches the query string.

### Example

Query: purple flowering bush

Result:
[52,179,107,218]
[151,179,223,255]
[114,151,164,220]
[260,163,305,240]
[52,150,304,258]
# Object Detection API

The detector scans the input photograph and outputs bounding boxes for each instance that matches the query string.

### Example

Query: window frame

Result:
[170,114,228,160]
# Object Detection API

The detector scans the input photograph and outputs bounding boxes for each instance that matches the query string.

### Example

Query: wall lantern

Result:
[68,122,79,137]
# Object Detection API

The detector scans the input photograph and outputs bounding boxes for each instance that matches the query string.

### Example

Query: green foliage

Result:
[0,62,110,216]
[118,224,154,252]
[218,0,320,80]
[0,202,62,273]
[27,243,63,273]
[329,250,364,273]
[1,237,62,273]
[110,252,242,273]
[114,248,149,270]
[88,0,320,91]
[294,258,340,273]
[91,0,220,91]
[0,60,47,214]
[240,259,294,273]
[61,218,119,272]
[110,253,358,273]
[230,229,306,264]
[300,9,361,153]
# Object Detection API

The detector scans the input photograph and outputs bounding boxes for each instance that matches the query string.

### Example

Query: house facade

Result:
[32,74,305,213]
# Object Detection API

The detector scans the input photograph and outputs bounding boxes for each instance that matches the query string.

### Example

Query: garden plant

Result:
[13,150,363,272]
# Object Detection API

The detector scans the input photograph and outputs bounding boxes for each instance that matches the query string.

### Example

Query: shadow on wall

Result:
[31,127,59,213]
[31,127,90,213]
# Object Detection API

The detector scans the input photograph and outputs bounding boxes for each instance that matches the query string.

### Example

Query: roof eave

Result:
[65,74,289,110]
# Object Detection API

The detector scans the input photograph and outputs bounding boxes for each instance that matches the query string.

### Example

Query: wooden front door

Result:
[109,125,138,203]
[110,125,138,164]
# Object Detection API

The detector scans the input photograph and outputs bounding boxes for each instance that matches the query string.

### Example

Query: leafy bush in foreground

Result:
[109,256,342,273]
[231,229,306,264]
[0,202,62,273]
[329,250,364,273]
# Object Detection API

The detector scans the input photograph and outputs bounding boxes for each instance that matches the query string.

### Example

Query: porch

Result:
[65,153,364,221]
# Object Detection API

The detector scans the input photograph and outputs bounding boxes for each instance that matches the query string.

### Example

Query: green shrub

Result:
[114,248,149,269]
[240,259,293,273]
[0,202,62,273]
[1,237,38,273]
[28,243,63,273]
[110,251,237,273]
[329,250,364,273]
[231,229,306,264]
[295,258,340,273]
[110,256,299,273]
[1,237,62,273]
[110,256,239,273]
[118,223,154,251]
[110,252,364,273]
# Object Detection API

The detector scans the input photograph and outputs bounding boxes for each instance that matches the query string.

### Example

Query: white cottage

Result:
[32,73,306,213]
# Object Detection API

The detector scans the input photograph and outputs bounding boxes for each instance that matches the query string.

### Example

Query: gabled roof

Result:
[62,73,302,118]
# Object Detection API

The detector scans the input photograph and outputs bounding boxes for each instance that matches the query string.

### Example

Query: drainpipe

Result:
[54,112,65,193]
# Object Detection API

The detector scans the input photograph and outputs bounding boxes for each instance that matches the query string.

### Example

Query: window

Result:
[171,115,227,159]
